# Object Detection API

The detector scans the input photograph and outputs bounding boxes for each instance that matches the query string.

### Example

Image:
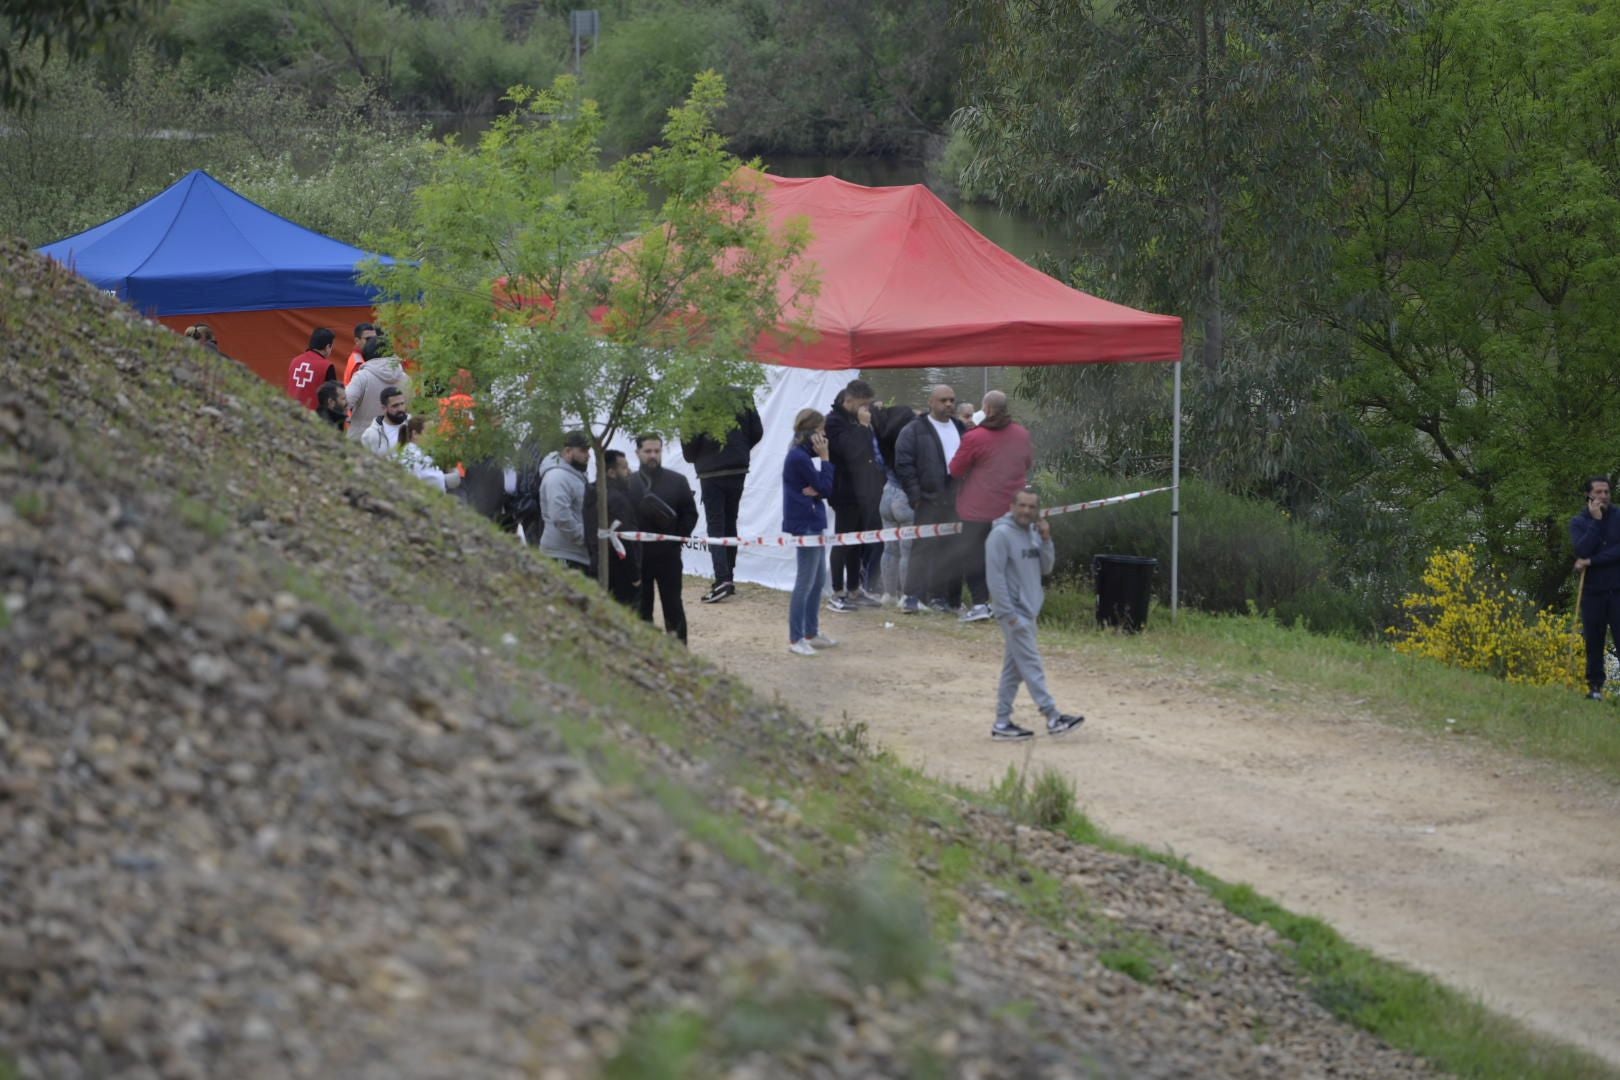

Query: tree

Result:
[953,0,1388,503]
[367,72,816,586]
[2,0,144,109]
[1332,0,1620,604]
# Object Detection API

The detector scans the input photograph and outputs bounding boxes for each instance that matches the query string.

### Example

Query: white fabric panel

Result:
[601,365,852,591]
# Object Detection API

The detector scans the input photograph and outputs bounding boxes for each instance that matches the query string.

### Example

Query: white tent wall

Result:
[601,365,852,592]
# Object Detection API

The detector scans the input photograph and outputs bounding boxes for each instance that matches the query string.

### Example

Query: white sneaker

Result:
[788,640,818,657]
[809,634,839,649]
[959,603,994,623]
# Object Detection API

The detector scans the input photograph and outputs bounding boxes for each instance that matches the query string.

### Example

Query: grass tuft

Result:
[825,859,943,989]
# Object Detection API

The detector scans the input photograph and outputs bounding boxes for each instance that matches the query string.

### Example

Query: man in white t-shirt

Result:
[894,384,968,613]
[360,386,409,456]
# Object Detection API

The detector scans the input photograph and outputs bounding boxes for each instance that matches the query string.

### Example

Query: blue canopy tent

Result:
[39,169,390,384]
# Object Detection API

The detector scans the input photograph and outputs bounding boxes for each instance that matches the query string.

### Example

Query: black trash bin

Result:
[1093,554,1158,632]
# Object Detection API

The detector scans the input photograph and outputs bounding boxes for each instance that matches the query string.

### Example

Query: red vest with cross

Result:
[285,349,334,410]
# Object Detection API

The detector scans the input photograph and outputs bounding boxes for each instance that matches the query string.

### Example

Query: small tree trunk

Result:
[593,438,612,590]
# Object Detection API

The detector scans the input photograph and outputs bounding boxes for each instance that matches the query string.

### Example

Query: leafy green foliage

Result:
[1332,0,1620,606]
[0,49,430,248]
[583,5,741,152]
[956,0,1388,506]
[154,0,565,112]
[366,71,815,576]
[1,0,143,108]
[1036,474,1391,634]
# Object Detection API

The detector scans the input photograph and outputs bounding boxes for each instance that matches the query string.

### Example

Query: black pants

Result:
[830,503,880,594]
[905,498,960,603]
[956,519,993,606]
[700,474,746,583]
[1582,588,1620,691]
[639,542,688,643]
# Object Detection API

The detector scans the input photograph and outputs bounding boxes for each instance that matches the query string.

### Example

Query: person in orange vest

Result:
[286,328,337,410]
[343,322,378,386]
[437,369,505,520]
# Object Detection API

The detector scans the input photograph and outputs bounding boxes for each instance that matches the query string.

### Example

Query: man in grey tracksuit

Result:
[538,431,591,573]
[985,487,1084,741]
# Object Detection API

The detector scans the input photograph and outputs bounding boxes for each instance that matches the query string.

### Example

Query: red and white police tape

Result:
[604,485,1174,555]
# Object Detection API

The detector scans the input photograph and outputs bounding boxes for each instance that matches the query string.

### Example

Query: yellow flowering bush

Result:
[1389,547,1582,689]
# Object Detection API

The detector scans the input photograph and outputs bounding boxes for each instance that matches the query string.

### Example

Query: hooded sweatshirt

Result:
[346,355,410,441]
[984,511,1054,621]
[537,451,589,566]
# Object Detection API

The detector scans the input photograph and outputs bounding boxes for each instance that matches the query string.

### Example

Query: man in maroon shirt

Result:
[285,328,337,410]
[949,390,1034,622]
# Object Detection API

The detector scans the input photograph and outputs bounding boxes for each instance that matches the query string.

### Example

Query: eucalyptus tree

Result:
[1332,0,1620,603]
[954,0,1389,504]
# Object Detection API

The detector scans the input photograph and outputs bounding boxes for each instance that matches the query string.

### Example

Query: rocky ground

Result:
[0,238,1428,1077]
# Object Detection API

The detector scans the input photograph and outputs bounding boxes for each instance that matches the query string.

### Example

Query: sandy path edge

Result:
[681,582,1620,1065]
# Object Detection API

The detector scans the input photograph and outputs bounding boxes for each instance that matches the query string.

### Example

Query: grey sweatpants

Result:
[997,615,1057,722]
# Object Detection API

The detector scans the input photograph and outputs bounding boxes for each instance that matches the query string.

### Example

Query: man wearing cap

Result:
[538,431,592,574]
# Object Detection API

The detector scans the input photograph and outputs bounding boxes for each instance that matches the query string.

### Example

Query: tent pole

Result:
[1171,358,1182,621]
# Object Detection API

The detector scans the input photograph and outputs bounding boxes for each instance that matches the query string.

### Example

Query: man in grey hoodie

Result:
[346,337,411,440]
[538,431,592,572]
[985,487,1084,741]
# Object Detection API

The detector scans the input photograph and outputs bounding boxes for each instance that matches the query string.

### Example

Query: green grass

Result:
[1039,586,1620,781]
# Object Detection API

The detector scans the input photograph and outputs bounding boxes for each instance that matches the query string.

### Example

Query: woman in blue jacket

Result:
[783,407,838,655]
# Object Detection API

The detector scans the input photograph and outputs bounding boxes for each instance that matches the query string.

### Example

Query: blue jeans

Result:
[790,545,828,642]
[878,480,915,598]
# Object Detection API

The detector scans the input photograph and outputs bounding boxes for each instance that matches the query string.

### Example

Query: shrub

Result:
[1039,473,1388,636]
[583,8,739,151]
[1025,768,1077,831]
[1389,547,1581,689]
[1,50,430,249]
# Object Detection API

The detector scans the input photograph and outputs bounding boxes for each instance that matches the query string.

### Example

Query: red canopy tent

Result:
[746,170,1183,371]
[732,171,1188,612]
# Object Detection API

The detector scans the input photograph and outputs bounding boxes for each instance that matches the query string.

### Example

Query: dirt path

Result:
[680,581,1620,1065]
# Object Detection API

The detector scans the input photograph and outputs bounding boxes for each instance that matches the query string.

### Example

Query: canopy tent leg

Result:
[1171,359,1182,621]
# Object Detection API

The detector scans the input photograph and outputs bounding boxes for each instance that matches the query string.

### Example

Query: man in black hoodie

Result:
[634,433,700,643]
[1571,475,1620,699]
[895,384,966,613]
[586,449,642,608]
[683,388,763,604]
[824,378,886,612]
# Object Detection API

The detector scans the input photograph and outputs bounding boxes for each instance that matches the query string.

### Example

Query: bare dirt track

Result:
[682,581,1620,1066]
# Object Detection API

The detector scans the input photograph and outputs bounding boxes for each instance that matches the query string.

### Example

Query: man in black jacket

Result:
[895,384,966,614]
[634,434,700,643]
[1571,475,1620,699]
[824,379,886,612]
[683,388,763,604]
[586,450,642,608]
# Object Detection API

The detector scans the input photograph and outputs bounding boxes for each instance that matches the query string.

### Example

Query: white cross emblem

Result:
[293,360,316,389]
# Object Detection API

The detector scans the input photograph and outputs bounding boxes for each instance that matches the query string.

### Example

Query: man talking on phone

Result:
[1571,475,1620,700]
[985,487,1085,740]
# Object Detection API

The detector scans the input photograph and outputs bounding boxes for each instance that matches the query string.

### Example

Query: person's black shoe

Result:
[700,581,736,604]
[991,720,1035,741]
[1046,713,1085,737]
